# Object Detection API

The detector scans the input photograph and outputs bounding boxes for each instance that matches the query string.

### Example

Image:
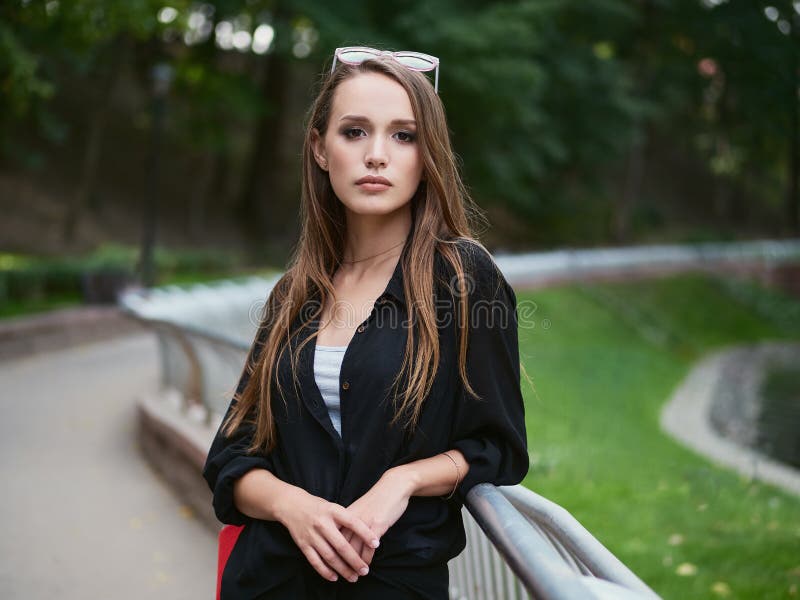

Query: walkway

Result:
[0,333,216,599]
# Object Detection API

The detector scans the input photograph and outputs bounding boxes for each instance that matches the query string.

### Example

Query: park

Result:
[1,1,799,598]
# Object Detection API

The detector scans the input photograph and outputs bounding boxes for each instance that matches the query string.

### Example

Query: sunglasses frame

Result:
[331,46,439,94]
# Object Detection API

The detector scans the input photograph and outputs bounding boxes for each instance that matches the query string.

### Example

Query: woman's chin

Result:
[341,198,412,217]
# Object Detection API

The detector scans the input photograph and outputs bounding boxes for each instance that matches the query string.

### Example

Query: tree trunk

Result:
[62,35,130,243]
[612,0,653,243]
[236,7,292,245]
[614,127,647,243]
[787,23,799,235]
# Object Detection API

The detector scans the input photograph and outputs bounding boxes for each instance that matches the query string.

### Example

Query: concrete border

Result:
[0,305,144,360]
[136,388,222,532]
[660,341,800,496]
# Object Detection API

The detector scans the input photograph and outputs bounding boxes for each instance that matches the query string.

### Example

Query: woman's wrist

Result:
[383,464,422,498]
[386,450,467,498]
[272,484,310,525]
[234,468,307,524]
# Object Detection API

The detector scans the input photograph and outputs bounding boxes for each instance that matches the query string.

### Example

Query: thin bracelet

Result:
[441,451,461,500]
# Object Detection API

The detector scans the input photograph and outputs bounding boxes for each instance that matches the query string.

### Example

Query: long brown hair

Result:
[221,49,512,454]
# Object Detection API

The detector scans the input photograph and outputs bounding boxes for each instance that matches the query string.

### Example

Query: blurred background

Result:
[1,1,799,599]
[1,0,798,290]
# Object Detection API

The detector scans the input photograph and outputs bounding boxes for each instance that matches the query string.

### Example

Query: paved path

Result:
[0,333,216,599]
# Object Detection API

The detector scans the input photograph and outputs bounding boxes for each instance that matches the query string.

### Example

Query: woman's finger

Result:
[360,542,375,566]
[351,535,364,564]
[342,527,354,545]
[321,523,373,579]
[301,543,340,583]
[313,532,361,582]
[332,505,381,551]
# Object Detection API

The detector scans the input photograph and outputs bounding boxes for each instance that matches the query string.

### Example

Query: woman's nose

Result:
[365,141,388,169]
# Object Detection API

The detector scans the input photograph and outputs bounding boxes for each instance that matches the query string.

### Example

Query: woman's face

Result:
[312,72,425,217]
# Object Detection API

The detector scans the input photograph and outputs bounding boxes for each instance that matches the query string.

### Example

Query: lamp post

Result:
[790,7,799,234]
[139,62,173,289]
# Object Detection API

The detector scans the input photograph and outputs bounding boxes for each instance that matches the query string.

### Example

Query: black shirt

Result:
[202,238,529,599]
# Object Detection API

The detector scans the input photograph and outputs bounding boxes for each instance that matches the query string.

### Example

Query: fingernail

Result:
[331,575,338,582]
[349,575,358,583]
[359,567,369,576]
[371,539,380,548]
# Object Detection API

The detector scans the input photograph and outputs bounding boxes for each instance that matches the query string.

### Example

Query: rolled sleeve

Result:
[202,324,276,525]
[448,247,529,505]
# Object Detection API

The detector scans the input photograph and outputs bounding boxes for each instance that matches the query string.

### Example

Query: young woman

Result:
[203,46,529,599]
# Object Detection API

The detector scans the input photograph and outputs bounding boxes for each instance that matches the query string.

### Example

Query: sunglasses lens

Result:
[339,49,379,64]
[394,53,436,71]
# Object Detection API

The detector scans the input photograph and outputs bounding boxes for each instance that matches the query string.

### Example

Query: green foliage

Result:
[0,244,241,309]
[675,0,799,179]
[0,0,177,162]
[387,0,670,217]
[0,0,795,239]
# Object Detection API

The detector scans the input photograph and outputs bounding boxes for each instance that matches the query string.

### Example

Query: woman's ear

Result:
[311,128,328,171]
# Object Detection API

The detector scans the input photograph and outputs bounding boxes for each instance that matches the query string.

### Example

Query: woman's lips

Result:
[356,182,391,192]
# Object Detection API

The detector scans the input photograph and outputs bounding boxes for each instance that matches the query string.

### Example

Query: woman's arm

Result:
[203,321,380,584]
[232,467,305,522]
[444,245,530,504]
[381,449,470,498]
[337,449,469,570]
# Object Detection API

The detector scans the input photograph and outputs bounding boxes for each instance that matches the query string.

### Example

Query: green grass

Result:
[516,273,800,599]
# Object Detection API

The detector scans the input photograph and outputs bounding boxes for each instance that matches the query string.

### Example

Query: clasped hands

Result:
[280,467,412,584]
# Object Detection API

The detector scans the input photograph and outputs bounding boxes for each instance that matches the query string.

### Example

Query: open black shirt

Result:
[202,239,529,599]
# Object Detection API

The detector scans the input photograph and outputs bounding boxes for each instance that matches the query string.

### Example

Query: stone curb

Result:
[660,342,800,497]
[0,305,144,360]
[136,389,223,534]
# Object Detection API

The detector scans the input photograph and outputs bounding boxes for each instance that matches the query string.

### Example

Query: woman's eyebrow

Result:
[338,114,417,126]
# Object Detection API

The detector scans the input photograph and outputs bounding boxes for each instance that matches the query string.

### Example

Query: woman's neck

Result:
[341,208,412,273]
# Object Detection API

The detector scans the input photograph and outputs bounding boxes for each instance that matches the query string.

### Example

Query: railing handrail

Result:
[495,485,660,598]
[466,483,607,599]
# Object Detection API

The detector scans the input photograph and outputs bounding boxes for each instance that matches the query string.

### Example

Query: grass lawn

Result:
[515,273,800,599]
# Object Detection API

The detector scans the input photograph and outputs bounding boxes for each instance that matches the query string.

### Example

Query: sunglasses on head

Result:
[331,46,440,94]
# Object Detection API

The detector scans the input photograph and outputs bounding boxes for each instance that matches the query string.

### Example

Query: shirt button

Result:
[357,325,365,333]
[342,381,350,390]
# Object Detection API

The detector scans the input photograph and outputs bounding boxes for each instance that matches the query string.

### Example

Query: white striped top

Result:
[313,343,348,437]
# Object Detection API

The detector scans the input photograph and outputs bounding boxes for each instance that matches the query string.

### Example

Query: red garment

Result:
[217,525,245,600]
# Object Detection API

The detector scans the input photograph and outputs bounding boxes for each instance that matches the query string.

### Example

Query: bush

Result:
[0,243,242,309]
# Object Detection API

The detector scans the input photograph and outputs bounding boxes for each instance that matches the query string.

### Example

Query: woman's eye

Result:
[396,131,416,143]
[343,127,365,139]
[341,128,416,143]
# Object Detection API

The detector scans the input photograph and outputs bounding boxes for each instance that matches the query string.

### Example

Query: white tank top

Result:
[313,343,348,437]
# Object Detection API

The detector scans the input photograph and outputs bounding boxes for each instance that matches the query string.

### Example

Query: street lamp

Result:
[139,62,174,289]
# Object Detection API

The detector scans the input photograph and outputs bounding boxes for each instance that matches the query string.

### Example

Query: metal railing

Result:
[492,237,800,286]
[452,484,660,599]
